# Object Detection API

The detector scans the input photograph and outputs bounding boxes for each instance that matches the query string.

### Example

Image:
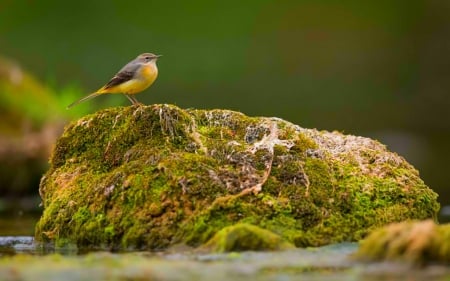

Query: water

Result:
[1,214,450,281]
[0,213,38,236]
[0,238,449,281]
[0,241,354,281]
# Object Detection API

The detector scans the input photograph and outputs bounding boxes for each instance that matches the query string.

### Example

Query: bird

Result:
[67,53,161,108]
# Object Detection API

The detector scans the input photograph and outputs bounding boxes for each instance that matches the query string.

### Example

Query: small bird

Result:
[67,53,161,108]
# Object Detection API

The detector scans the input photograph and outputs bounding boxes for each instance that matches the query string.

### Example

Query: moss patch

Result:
[35,104,439,250]
[202,223,294,252]
[353,220,450,265]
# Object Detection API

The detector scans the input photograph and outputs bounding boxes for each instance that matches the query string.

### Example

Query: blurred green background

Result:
[0,0,449,220]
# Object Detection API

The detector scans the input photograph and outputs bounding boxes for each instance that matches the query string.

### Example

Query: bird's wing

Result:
[102,61,141,89]
[102,71,134,89]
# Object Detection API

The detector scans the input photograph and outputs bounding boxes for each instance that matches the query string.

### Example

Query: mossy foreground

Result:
[354,220,450,265]
[35,104,439,250]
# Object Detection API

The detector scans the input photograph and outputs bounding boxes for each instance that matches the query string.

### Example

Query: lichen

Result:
[35,104,440,250]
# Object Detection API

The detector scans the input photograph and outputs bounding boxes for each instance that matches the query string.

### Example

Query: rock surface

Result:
[35,104,439,250]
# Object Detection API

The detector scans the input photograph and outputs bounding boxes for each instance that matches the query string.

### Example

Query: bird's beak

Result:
[155,55,162,58]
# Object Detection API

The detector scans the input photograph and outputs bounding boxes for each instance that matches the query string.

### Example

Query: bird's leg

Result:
[131,95,141,105]
[124,94,142,105]
[124,94,135,104]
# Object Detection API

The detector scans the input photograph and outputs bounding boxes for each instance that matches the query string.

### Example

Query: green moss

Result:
[202,223,294,252]
[354,220,450,265]
[36,104,440,250]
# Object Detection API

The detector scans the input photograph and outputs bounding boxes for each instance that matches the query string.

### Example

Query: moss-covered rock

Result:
[202,223,294,252]
[354,220,450,265]
[35,104,439,250]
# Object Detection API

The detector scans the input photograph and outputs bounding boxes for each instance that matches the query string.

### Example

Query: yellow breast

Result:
[117,64,158,95]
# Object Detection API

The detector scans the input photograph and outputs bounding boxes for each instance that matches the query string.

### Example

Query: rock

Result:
[35,104,439,250]
[202,223,294,252]
[354,220,450,265]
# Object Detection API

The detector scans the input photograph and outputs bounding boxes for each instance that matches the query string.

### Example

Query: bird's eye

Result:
[145,56,151,60]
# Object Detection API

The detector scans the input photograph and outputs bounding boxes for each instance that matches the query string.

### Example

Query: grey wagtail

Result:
[67,53,161,108]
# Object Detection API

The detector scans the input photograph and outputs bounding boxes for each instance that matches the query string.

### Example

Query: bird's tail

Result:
[66,92,103,109]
